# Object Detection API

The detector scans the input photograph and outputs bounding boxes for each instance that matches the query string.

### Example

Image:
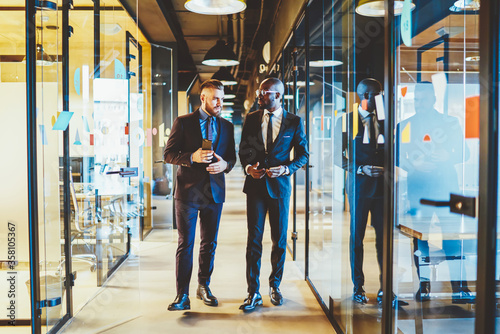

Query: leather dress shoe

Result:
[352,287,368,304]
[415,281,431,302]
[452,288,476,304]
[269,287,283,306]
[377,290,409,308]
[239,292,263,312]
[168,294,190,311]
[196,284,218,306]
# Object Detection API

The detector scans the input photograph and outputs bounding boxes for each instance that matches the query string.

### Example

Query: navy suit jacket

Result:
[342,111,384,199]
[163,109,236,204]
[239,109,309,199]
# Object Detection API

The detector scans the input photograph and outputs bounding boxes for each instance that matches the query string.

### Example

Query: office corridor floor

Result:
[60,174,336,334]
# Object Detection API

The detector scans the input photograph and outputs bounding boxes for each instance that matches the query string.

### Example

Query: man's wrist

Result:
[245,164,251,175]
[357,165,365,175]
[283,165,290,176]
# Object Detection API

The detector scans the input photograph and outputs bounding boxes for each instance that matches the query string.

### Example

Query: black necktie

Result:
[368,114,375,143]
[207,116,213,142]
[266,113,273,153]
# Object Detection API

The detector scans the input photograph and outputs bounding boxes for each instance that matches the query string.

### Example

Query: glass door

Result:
[36,2,67,331]
[151,44,174,230]
[393,1,479,332]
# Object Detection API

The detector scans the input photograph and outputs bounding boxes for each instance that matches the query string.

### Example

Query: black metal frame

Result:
[476,0,499,333]
[26,1,41,333]
[61,0,74,329]
[382,0,395,332]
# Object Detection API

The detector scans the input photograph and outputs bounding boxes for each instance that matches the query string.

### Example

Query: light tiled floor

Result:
[59,174,336,334]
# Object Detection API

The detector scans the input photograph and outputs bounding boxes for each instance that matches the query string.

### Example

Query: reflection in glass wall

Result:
[394,1,479,333]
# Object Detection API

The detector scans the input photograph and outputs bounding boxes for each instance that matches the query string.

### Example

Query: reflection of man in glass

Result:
[397,82,472,303]
[344,79,387,305]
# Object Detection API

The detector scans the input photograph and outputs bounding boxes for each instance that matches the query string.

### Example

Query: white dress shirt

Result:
[245,107,289,176]
[262,107,283,152]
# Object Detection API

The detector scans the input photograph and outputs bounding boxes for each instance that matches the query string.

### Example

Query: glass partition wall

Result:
[0,0,162,332]
[273,0,498,333]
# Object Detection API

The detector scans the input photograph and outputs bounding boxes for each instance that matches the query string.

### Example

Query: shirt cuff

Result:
[283,166,290,175]
[357,165,364,175]
[245,164,251,175]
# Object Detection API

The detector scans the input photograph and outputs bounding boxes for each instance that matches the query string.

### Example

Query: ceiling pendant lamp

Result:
[356,0,415,17]
[36,0,57,10]
[212,67,237,85]
[202,40,239,66]
[449,0,480,12]
[184,0,246,15]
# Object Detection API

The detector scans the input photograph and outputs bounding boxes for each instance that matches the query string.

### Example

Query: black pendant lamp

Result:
[184,0,246,15]
[202,40,239,66]
[212,67,237,85]
[355,0,415,17]
[36,0,57,10]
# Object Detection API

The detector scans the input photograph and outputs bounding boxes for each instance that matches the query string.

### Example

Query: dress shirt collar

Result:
[264,107,283,119]
[199,108,213,120]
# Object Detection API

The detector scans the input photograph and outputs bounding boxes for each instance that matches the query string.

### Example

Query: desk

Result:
[397,217,478,334]
[398,218,477,241]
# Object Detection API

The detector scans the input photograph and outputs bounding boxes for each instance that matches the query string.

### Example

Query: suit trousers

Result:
[245,190,290,294]
[175,199,222,295]
[349,195,384,290]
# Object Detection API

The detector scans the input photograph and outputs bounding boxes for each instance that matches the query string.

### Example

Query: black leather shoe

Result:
[415,281,431,302]
[239,292,263,312]
[269,287,283,306]
[168,294,190,311]
[196,284,218,306]
[353,287,368,304]
[377,290,409,308]
[452,288,476,304]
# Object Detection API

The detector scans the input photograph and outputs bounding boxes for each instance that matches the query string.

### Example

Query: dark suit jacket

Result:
[239,109,309,199]
[163,109,236,204]
[342,111,384,199]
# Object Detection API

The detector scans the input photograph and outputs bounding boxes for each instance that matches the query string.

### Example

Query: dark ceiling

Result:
[129,0,283,116]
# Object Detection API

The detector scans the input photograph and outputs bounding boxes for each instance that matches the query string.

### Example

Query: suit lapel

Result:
[269,109,290,153]
[192,109,203,144]
[213,117,222,151]
[257,110,264,147]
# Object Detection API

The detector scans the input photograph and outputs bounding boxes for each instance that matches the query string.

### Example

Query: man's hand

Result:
[248,162,266,179]
[192,148,213,164]
[206,153,227,174]
[266,165,285,178]
[362,165,384,177]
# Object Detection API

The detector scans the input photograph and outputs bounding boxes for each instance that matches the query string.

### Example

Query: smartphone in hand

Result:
[202,139,212,150]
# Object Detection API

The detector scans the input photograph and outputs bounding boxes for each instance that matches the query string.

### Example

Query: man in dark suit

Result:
[238,77,308,312]
[343,78,386,305]
[164,79,236,311]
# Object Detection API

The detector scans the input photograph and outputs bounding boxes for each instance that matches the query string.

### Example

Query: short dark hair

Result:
[201,79,224,92]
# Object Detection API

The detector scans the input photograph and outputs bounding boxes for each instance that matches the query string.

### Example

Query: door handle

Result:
[420,193,476,218]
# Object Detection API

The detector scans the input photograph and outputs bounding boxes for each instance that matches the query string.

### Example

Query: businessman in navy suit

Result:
[164,79,236,311]
[343,79,385,305]
[239,77,308,311]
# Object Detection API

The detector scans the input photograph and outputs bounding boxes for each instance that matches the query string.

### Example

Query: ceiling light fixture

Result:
[355,0,415,17]
[310,60,343,67]
[203,40,239,66]
[184,0,246,15]
[36,0,57,11]
[449,0,480,12]
[212,67,237,85]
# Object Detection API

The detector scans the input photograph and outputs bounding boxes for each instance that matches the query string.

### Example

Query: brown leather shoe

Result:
[196,284,218,306]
